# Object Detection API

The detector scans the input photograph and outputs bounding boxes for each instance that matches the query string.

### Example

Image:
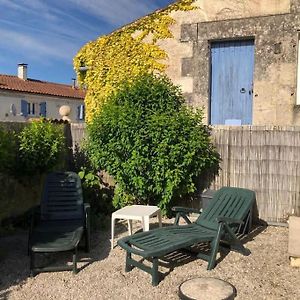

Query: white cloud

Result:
[66,0,157,26]
[0,28,78,62]
[0,0,167,68]
[0,0,57,21]
[0,0,99,64]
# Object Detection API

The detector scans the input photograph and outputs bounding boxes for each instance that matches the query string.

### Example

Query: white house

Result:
[0,64,85,123]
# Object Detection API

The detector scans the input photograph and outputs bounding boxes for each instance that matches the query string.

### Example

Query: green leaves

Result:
[87,74,220,215]
[0,122,65,176]
[17,121,65,175]
[0,127,17,173]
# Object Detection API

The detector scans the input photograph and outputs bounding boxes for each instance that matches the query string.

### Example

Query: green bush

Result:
[17,121,65,175]
[87,73,220,214]
[0,126,17,173]
[73,144,114,229]
[78,166,114,229]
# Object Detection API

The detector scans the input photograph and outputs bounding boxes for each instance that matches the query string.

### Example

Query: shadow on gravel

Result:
[0,218,267,298]
[0,226,112,299]
[0,231,29,300]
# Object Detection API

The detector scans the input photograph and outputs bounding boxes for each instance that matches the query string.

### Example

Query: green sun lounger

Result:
[28,171,90,276]
[117,187,255,286]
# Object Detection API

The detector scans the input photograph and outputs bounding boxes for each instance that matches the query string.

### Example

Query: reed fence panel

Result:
[211,126,300,223]
[68,124,300,223]
[70,123,87,151]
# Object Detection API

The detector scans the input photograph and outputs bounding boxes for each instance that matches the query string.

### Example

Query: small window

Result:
[27,103,35,115]
[77,104,85,121]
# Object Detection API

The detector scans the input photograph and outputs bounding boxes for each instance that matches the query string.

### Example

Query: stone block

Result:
[181,23,197,42]
[288,216,300,257]
[290,257,300,267]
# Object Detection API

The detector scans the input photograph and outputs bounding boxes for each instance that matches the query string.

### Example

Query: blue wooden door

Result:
[210,40,255,125]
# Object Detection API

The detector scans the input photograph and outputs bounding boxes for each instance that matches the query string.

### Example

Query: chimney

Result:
[71,78,77,89]
[18,63,28,80]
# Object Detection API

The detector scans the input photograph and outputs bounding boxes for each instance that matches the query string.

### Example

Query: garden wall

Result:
[0,174,44,224]
[70,124,300,224]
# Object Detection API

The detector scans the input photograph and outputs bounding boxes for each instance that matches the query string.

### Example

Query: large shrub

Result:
[87,74,220,214]
[18,121,65,175]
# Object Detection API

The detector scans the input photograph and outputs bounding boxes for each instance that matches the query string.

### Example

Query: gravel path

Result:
[1,219,300,300]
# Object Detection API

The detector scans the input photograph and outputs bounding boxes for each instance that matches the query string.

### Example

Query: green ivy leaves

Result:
[73,0,196,122]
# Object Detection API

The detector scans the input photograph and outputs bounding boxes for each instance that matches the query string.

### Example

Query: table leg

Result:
[157,211,162,228]
[111,216,116,249]
[127,219,133,235]
[143,216,150,231]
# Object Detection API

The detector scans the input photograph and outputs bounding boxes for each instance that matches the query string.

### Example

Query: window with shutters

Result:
[21,100,46,117]
[20,100,37,116]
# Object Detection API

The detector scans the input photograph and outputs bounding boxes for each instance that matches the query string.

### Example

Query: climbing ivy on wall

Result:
[73,0,196,122]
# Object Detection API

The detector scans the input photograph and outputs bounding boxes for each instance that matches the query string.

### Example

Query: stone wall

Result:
[0,174,44,224]
[159,0,300,125]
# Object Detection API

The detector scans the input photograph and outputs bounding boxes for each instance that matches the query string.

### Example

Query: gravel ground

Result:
[0,218,300,300]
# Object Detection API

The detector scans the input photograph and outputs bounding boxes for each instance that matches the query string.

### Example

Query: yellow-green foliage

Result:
[74,0,196,122]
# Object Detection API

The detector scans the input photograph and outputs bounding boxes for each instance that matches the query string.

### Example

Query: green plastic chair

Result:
[28,172,90,276]
[117,187,255,286]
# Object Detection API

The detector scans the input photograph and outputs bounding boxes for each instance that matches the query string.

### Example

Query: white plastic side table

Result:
[111,205,162,249]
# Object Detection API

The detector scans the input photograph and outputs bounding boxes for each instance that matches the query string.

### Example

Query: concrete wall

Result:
[158,0,300,125]
[0,91,84,123]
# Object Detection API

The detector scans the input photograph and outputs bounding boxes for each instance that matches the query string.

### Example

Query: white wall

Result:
[0,91,85,123]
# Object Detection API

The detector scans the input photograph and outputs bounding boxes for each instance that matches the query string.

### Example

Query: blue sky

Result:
[0,0,175,84]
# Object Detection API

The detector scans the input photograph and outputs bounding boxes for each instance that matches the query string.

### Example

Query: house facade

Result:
[157,0,300,125]
[0,64,85,123]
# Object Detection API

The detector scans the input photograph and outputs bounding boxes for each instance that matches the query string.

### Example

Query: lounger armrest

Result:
[117,237,147,257]
[172,207,200,225]
[171,207,200,214]
[216,216,244,225]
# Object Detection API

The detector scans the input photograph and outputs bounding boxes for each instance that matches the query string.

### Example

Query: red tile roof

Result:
[0,75,85,99]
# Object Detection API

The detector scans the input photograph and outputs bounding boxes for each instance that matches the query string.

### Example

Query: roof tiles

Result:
[0,75,85,99]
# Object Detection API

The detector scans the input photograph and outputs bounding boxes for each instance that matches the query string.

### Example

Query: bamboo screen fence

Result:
[70,123,87,151]
[211,126,300,223]
[70,124,300,223]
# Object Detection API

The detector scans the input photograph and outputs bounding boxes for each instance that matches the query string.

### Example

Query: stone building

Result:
[157,0,300,125]
[0,64,85,123]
